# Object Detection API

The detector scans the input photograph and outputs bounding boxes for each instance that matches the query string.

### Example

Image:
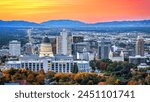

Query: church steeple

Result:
[109,49,113,59]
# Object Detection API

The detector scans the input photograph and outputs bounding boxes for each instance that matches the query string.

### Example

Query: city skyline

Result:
[0,0,150,23]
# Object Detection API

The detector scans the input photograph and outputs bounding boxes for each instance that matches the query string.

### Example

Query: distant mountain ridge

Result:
[0,20,39,27]
[92,20,150,27]
[0,19,150,27]
[41,20,86,27]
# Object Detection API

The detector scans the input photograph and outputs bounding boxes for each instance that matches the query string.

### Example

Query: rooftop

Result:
[42,36,50,44]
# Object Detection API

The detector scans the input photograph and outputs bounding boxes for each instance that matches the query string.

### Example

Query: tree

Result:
[96,61,107,70]
[0,56,7,64]
[27,74,35,84]
[36,74,44,85]
[9,68,18,76]
[105,76,116,85]
[101,59,112,65]
[90,59,97,71]
[39,68,45,74]
[54,73,71,83]
[45,71,56,79]
[145,75,150,85]
[127,80,137,85]
[12,72,24,81]
[74,72,99,85]
[3,74,11,83]
[71,63,78,73]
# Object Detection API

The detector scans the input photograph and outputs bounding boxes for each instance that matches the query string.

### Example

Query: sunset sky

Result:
[0,0,150,23]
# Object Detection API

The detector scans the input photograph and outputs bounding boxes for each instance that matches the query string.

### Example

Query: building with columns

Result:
[5,54,90,73]
[39,36,53,57]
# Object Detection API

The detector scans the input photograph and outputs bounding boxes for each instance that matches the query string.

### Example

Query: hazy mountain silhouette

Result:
[0,20,39,27]
[0,19,150,27]
[41,19,86,27]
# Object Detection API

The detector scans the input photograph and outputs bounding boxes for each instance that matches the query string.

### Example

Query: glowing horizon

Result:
[0,0,150,23]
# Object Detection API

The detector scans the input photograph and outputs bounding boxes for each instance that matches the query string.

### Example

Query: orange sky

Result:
[0,0,150,23]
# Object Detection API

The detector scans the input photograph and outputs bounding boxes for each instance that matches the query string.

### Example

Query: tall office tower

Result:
[56,29,72,55]
[9,40,21,56]
[136,36,144,56]
[24,29,33,55]
[39,36,53,57]
[49,37,57,54]
[98,38,111,59]
[27,29,32,44]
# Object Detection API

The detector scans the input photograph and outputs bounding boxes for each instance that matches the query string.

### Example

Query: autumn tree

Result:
[27,73,35,84]
[74,72,99,85]
[36,74,45,85]
[145,75,150,85]
[105,76,116,85]
[96,61,107,70]
[54,73,71,84]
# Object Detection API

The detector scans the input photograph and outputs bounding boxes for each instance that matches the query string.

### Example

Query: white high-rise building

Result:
[56,29,72,55]
[9,40,21,56]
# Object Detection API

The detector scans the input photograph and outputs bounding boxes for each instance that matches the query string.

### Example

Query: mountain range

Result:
[0,19,150,27]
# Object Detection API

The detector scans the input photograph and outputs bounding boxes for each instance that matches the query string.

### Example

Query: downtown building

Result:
[129,36,148,65]
[9,40,21,57]
[5,30,90,73]
[56,29,72,55]
[5,54,90,73]
[98,38,111,59]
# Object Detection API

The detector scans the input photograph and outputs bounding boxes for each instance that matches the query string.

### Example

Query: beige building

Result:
[109,50,124,62]
[39,36,53,57]
[136,36,144,56]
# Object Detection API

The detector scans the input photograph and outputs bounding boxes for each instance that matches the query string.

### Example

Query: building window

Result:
[41,63,43,68]
[21,63,24,68]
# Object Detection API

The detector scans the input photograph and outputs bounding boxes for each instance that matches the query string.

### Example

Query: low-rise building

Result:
[5,54,90,73]
[129,55,147,65]
[137,63,150,69]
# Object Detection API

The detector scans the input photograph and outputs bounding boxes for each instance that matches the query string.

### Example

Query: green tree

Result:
[45,71,56,79]
[71,63,78,73]
[90,59,97,71]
